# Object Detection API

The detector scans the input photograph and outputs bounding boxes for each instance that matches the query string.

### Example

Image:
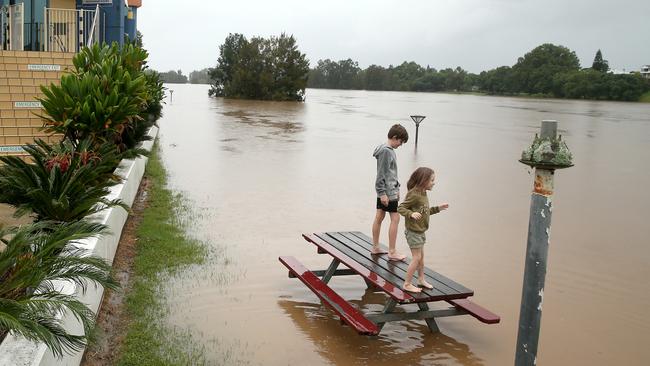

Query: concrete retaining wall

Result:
[0,125,159,366]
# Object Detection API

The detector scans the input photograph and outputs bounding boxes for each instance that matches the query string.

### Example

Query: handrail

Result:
[86,4,100,47]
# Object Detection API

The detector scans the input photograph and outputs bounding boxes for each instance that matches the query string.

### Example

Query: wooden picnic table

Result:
[279,231,500,336]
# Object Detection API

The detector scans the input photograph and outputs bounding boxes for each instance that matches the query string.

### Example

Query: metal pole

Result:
[515,120,570,366]
[410,115,426,147]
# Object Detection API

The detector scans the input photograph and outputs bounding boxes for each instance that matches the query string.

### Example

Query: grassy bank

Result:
[639,91,650,103]
[116,143,208,365]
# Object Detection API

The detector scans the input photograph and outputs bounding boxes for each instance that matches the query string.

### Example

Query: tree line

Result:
[155,68,212,84]
[308,44,650,102]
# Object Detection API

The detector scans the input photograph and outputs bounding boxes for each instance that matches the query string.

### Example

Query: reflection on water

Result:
[158,84,650,365]
[279,290,485,366]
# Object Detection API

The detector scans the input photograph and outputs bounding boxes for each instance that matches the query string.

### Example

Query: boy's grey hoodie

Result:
[373,143,400,200]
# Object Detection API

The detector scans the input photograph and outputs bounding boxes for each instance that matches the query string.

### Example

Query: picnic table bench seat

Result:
[280,231,500,336]
[279,256,379,335]
[447,299,501,324]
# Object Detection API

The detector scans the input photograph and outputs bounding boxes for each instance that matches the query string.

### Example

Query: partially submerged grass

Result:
[639,91,650,103]
[117,143,208,365]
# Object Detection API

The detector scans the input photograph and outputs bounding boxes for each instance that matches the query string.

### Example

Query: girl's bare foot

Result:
[403,283,422,293]
[387,252,406,261]
[417,279,434,289]
[371,246,388,255]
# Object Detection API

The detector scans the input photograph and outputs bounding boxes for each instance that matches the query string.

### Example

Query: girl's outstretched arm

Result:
[430,203,449,214]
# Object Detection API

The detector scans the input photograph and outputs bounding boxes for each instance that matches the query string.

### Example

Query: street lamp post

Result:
[515,120,573,366]
[410,115,426,146]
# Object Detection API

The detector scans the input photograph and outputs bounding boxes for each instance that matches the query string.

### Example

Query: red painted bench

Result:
[279,256,380,335]
[447,299,501,324]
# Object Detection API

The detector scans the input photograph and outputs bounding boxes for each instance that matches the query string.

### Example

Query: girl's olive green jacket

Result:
[397,189,441,233]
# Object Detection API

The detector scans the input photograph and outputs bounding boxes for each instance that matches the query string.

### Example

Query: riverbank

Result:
[82,143,208,365]
[305,86,650,103]
[640,91,650,102]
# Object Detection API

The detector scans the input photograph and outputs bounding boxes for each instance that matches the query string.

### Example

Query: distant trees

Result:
[189,68,211,84]
[509,43,581,95]
[308,59,362,89]
[307,43,650,102]
[208,33,310,101]
[553,70,648,101]
[591,49,609,73]
[158,70,188,84]
[308,61,474,93]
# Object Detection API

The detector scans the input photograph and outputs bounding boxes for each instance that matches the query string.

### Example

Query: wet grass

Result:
[639,91,650,103]
[117,143,209,365]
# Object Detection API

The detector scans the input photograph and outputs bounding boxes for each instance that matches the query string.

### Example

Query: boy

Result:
[372,124,409,261]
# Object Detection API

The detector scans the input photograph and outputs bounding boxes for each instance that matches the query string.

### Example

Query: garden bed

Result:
[0,126,158,366]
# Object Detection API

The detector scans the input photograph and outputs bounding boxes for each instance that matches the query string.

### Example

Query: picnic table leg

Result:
[321,258,340,284]
[417,302,440,333]
[376,298,398,332]
[364,278,379,290]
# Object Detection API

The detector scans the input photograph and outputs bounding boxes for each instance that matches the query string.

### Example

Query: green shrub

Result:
[38,44,148,152]
[0,221,118,357]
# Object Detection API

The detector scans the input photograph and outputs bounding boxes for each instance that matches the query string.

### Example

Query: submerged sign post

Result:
[410,115,426,146]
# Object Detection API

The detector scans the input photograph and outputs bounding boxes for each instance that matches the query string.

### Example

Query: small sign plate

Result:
[28,64,61,71]
[14,101,42,108]
[82,0,112,4]
[0,146,26,153]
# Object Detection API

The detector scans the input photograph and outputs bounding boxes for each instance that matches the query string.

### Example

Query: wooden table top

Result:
[304,231,474,303]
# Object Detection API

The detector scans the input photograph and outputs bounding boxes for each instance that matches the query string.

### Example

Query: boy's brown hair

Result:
[407,167,435,191]
[387,124,409,143]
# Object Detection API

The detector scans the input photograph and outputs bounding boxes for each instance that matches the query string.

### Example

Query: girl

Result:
[397,167,449,293]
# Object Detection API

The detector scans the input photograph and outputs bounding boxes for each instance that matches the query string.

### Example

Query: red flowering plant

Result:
[44,152,72,173]
[0,138,127,223]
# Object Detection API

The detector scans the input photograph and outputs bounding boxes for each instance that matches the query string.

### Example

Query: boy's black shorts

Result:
[376,198,398,213]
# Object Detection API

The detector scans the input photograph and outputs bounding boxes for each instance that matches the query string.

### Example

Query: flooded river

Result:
[157,84,649,365]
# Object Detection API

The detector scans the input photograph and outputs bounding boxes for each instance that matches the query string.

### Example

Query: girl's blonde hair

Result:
[407,167,435,191]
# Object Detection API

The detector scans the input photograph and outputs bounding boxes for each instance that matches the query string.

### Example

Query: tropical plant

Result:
[120,70,164,151]
[0,221,118,357]
[143,70,165,120]
[38,44,148,152]
[0,138,127,222]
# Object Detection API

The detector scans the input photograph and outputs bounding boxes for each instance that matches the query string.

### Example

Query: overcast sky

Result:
[138,0,650,75]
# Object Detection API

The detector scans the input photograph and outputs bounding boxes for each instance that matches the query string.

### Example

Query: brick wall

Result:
[0,50,74,157]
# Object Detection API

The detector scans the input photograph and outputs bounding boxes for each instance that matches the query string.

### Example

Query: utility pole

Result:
[515,120,573,366]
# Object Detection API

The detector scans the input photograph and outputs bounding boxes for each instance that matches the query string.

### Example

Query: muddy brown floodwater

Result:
[156,84,649,365]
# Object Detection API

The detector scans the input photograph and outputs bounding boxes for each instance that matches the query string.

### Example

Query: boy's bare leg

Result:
[403,248,422,293]
[387,212,406,261]
[416,246,433,289]
[371,209,388,254]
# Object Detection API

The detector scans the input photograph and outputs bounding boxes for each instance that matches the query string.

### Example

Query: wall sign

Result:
[0,146,25,153]
[14,101,42,108]
[28,64,61,71]
[82,0,113,4]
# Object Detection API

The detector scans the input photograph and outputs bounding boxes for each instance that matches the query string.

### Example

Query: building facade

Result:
[0,0,142,157]
[641,65,650,79]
